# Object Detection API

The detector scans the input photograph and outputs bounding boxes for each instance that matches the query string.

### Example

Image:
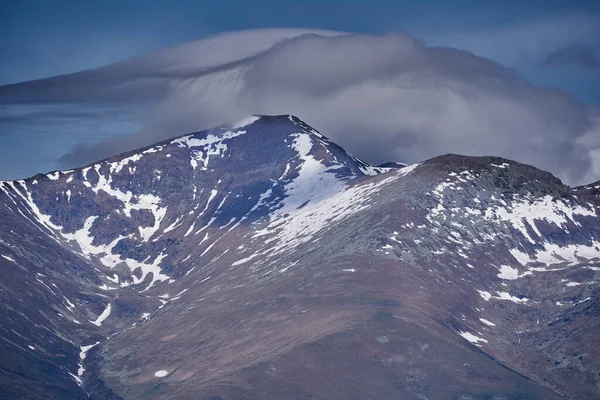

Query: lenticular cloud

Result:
[1,28,599,185]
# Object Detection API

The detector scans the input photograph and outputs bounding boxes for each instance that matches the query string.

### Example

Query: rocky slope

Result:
[0,115,598,399]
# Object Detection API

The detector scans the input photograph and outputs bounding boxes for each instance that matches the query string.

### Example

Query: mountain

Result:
[0,115,598,400]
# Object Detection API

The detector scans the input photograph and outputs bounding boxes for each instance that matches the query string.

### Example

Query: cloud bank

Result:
[1,28,599,185]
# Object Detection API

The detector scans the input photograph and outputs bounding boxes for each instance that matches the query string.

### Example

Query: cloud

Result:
[543,43,600,70]
[1,28,599,185]
[420,14,600,68]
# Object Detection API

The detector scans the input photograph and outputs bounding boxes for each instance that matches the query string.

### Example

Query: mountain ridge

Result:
[0,115,598,399]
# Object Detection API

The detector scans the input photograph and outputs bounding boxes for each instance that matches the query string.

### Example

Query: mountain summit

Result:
[1,115,599,399]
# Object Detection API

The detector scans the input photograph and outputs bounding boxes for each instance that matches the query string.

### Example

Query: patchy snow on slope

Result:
[172,127,248,149]
[428,181,462,220]
[60,216,169,289]
[109,153,143,174]
[9,177,172,289]
[395,163,420,177]
[484,195,595,244]
[497,265,520,280]
[459,331,487,345]
[163,216,184,233]
[63,296,76,311]
[138,200,167,242]
[129,252,169,290]
[76,341,100,385]
[46,171,60,180]
[201,189,219,214]
[61,216,100,255]
[511,240,600,267]
[90,303,112,326]
[154,370,169,377]
[478,290,492,301]
[82,165,168,235]
[7,181,63,236]
[358,164,393,176]
[232,253,260,266]
[1,254,16,263]
[491,163,510,169]
[190,142,228,170]
[249,133,408,262]
[494,291,528,303]
[426,176,596,250]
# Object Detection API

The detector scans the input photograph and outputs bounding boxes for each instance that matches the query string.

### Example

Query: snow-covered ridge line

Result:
[0,116,264,184]
[233,129,421,265]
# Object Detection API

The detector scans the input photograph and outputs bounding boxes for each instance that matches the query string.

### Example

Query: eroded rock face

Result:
[0,115,598,399]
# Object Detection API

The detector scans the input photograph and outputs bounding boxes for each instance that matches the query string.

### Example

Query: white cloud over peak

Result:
[1,28,599,184]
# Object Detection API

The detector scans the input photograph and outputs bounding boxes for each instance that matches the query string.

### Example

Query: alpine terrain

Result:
[0,115,599,399]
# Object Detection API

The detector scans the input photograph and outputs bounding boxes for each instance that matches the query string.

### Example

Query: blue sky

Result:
[0,0,599,181]
[1,0,598,92]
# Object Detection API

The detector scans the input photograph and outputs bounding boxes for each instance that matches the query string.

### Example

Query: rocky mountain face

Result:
[0,115,599,400]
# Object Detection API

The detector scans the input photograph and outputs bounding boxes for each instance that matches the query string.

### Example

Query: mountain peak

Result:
[6,115,401,187]
[0,115,396,262]
[1,115,599,399]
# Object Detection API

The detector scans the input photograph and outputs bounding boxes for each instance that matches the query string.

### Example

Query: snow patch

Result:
[46,171,60,180]
[494,291,528,303]
[358,164,393,176]
[252,133,406,259]
[77,342,100,384]
[478,290,492,301]
[109,153,143,174]
[1,254,16,263]
[497,265,520,280]
[479,318,496,326]
[459,331,487,345]
[90,303,112,326]
[511,241,600,267]
[490,163,510,169]
[484,195,595,244]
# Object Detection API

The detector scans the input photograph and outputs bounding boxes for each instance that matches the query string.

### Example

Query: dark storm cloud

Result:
[1,29,599,185]
[543,43,600,70]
